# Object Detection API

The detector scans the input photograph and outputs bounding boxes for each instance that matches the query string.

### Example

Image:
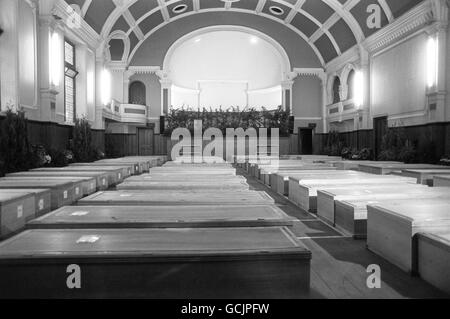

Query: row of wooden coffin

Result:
[257,164,450,295]
[0,162,312,298]
[0,156,167,239]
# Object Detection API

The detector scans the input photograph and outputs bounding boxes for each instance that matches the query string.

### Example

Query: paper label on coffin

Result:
[38,200,44,211]
[76,235,101,244]
[17,205,23,219]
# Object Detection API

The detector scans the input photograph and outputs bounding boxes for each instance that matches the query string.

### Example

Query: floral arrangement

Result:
[164,106,291,137]
[440,155,450,166]
[377,124,416,163]
[341,147,373,160]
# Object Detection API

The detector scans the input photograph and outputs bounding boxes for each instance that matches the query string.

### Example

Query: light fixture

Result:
[354,70,363,108]
[50,32,61,86]
[427,36,438,88]
[101,68,111,106]
[269,6,284,16]
[250,36,259,44]
[194,38,201,43]
[172,4,188,14]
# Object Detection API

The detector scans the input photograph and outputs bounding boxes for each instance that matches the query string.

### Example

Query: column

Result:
[358,45,371,130]
[281,80,293,114]
[157,70,172,116]
[94,56,105,130]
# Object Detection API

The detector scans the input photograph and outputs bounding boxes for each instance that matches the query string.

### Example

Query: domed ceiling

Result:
[64,0,424,65]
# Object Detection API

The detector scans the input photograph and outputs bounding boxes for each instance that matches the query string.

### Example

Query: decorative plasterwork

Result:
[53,0,101,49]
[162,25,292,79]
[291,68,326,82]
[363,0,434,53]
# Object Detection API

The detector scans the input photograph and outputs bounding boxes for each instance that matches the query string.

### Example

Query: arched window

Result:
[129,81,146,105]
[347,70,355,100]
[332,77,341,104]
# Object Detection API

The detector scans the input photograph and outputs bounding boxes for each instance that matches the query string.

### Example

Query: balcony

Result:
[326,99,358,123]
[103,100,148,125]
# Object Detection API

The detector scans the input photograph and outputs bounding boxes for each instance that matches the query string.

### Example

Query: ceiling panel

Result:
[290,13,319,38]
[231,0,259,11]
[314,34,338,63]
[84,0,116,34]
[350,0,389,37]
[386,0,424,18]
[129,0,160,21]
[302,0,334,24]
[328,18,357,53]
[139,10,165,35]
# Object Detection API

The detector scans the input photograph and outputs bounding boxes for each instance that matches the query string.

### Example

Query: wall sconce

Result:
[49,32,61,86]
[101,68,111,105]
[427,36,438,88]
[354,70,364,108]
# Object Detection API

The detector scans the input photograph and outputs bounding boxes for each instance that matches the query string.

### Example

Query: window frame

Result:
[64,39,78,124]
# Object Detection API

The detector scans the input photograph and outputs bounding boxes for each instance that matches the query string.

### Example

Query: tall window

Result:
[64,40,78,124]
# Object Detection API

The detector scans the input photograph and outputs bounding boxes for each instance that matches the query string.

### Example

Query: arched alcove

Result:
[164,26,290,110]
[129,81,146,105]
[332,77,341,104]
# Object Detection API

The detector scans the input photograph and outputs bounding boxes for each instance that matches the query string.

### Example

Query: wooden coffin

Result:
[270,169,340,195]
[124,174,246,182]
[32,167,125,185]
[333,161,401,170]
[0,192,35,239]
[70,162,136,176]
[1,189,52,217]
[116,180,250,191]
[316,184,426,226]
[417,232,450,294]
[0,180,75,210]
[0,227,311,299]
[289,175,416,212]
[27,205,295,229]
[6,171,109,191]
[366,201,450,273]
[78,190,275,206]
[261,165,335,186]
[150,168,236,176]
[1,176,94,197]
[94,160,145,173]
[358,163,448,175]
[401,169,450,186]
[434,175,450,187]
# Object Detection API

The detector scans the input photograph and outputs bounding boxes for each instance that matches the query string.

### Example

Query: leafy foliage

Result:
[0,108,33,174]
[323,130,345,156]
[164,106,291,137]
[70,117,94,162]
[377,125,416,163]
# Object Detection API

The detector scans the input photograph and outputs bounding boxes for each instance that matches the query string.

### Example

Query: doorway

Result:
[373,116,388,158]
[137,128,154,156]
[298,128,313,155]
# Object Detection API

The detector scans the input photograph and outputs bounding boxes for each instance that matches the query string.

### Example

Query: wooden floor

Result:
[238,167,449,299]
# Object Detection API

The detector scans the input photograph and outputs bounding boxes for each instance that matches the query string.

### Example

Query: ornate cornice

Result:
[363,0,434,53]
[52,0,100,50]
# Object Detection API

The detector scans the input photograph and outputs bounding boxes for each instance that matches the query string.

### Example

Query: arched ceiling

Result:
[65,0,424,65]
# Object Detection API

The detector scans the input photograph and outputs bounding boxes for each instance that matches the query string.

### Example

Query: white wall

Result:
[169,31,283,109]
[371,32,429,126]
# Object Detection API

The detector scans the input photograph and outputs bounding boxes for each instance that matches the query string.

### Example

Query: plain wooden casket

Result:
[261,165,335,186]
[124,174,246,182]
[150,167,236,176]
[269,169,340,195]
[434,175,450,187]
[1,189,52,217]
[401,169,450,185]
[116,180,250,191]
[94,160,144,173]
[358,163,448,175]
[70,162,136,176]
[366,201,450,273]
[1,176,94,197]
[6,171,109,191]
[78,190,275,206]
[0,192,35,239]
[32,166,125,185]
[0,227,310,298]
[417,232,450,294]
[27,205,295,229]
[288,175,416,212]
[0,180,75,210]
[333,161,401,171]
[316,184,427,227]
